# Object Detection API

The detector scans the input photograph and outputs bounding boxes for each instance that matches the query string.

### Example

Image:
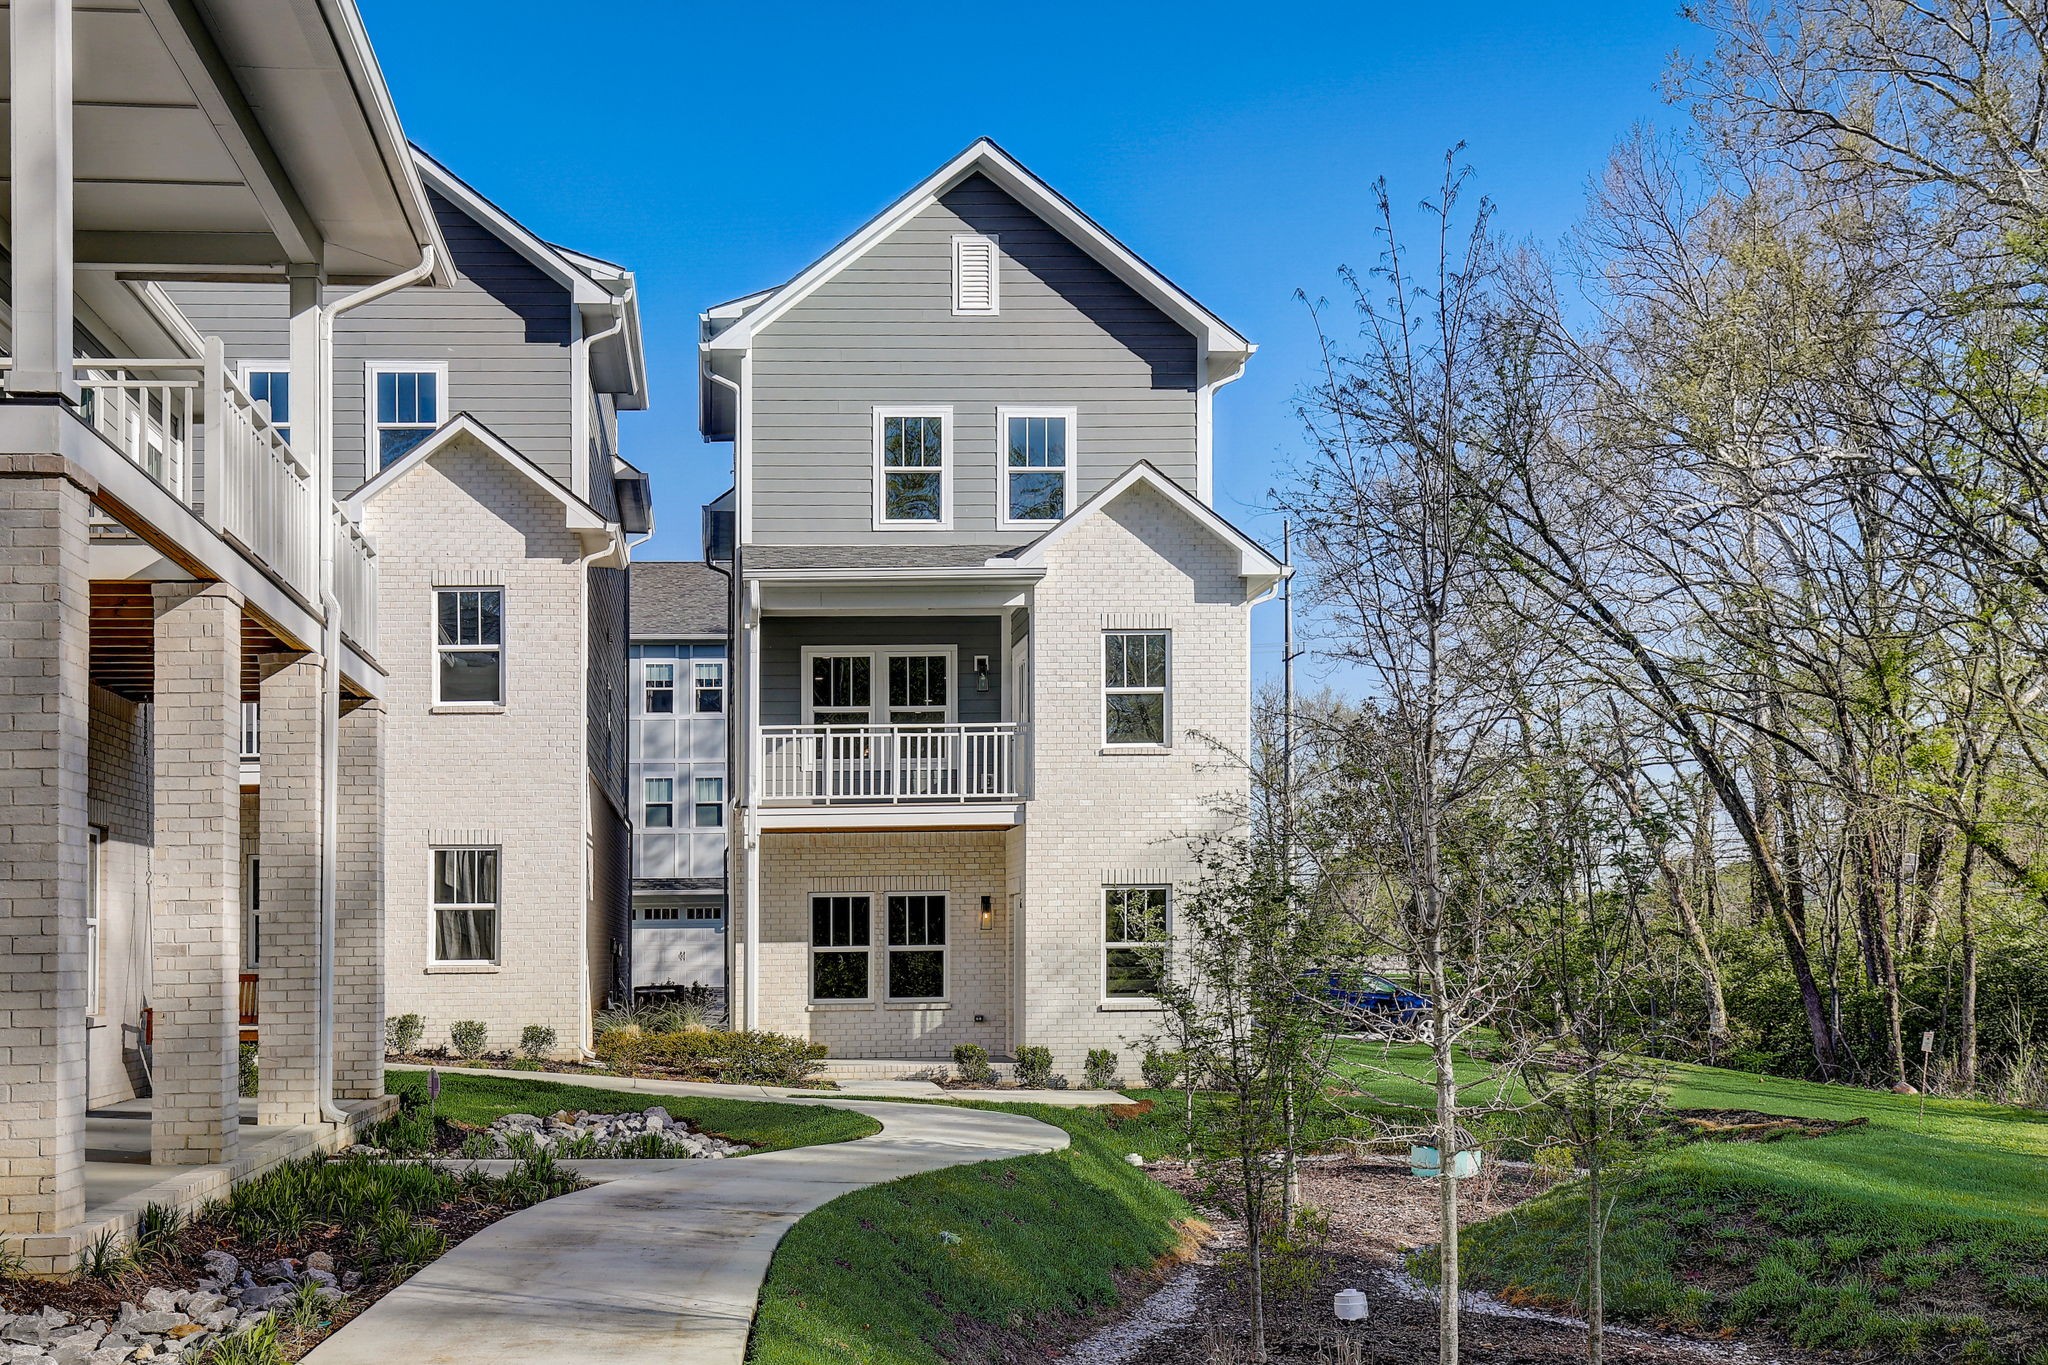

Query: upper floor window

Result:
[952,234,1000,314]
[694,660,726,714]
[645,777,675,828]
[874,408,950,527]
[242,367,290,444]
[645,662,675,714]
[369,364,445,468]
[435,588,503,706]
[1000,407,1075,525]
[693,776,725,828]
[1104,630,1169,746]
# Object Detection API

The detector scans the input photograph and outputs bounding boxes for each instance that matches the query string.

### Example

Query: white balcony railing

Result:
[77,363,199,497]
[334,506,379,658]
[759,723,1022,804]
[206,349,316,601]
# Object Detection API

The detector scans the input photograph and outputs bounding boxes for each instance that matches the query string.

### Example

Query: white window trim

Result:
[799,645,960,726]
[238,361,291,439]
[428,845,502,967]
[644,660,676,715]
[996,404,1078,529]
[1101,629,1171,749]
[809,893,874,1004]
[884,891,949,1002]
[1102,884,1171,1003]
[693,659,726,714]
[432,586,505,708]
[951,233,1000,315]
[645,776,676,828]
[364,361,449,471]
[872,405,954,530]
[693,775,725,828]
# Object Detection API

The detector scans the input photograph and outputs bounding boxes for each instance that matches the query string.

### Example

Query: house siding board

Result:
[749,174,1199,546]
[588,562,629,809]
[168,189,575,497]
[760,616,1003,726]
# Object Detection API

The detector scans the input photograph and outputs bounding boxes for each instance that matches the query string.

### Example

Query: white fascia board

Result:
[345,413,609,534]
[412,149,610,306]
[758,803,1025,833]
[1000,462,1285,584]
[704,138,1253,359]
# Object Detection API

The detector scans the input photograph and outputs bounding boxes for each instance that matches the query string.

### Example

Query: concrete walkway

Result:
[303,1071,1071,1365]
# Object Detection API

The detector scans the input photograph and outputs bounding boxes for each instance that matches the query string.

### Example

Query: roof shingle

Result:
[631,561,729,637]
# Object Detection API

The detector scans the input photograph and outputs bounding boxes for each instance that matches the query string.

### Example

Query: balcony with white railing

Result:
[2,341,378,662]
[758,724,1024,808]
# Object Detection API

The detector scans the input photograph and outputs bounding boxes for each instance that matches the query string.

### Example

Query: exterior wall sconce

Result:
[980,894,993,931]
[974,655,990,692]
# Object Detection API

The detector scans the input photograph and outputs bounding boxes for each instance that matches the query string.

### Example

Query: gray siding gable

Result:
[168,188,576,497]
[748,174,1199,547]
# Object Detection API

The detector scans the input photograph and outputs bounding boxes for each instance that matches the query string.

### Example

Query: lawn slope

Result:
[747,1102,1195,1365]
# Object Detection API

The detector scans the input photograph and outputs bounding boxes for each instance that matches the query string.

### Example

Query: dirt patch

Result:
[1666,1109,1868,1142]
[1045,1159,1817,1364]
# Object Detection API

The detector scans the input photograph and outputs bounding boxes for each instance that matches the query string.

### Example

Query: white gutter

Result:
[314,246,438,1124]
[569,304,628,501]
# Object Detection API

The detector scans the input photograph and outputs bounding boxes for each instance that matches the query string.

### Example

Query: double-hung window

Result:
[644,663,675,714]
[999,407,1075,525]
[810,894,871,1000]
[644,777,675,828]
[369,364,445,467]
[809,654,873,727]
[242,367,291,444]
[432,847,500,964]
[875,408,950,527]
[1103,631,1169,746]
[693,776,725,828]
[435,588,503,705]
[886,893,946,1000]
[694,660,725,714]
[1104,886,1170,999]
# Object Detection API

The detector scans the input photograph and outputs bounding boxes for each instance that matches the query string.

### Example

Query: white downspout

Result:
[315,247,438,1124]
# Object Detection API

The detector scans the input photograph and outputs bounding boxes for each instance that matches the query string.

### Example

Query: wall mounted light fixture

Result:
[974,655,990,692]
[980,894,993,931]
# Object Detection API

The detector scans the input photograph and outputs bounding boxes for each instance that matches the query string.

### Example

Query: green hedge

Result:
[594,1026,827,1085]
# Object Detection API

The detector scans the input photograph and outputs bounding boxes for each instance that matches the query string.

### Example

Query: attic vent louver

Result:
[953,234,999,314]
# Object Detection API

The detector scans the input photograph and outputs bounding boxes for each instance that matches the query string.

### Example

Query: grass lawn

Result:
[747,1101,1197,1364]
[384,1070,881,1153]
[1327,1041,2048,1361]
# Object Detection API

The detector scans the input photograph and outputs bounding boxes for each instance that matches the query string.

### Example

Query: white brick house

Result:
[702,140,1284,1073]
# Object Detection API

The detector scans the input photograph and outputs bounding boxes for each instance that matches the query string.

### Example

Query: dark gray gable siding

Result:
[168,188,575,498]
[749,174,1199,546]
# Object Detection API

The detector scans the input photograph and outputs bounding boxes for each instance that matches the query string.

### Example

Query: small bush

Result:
[594,1026,826,1085]
[1083,1048,1120,1089]
[238,1041,260,1097]
[385,1013,424,1056]
[518,1024,558,1060]
[1140,1048,1182,1090]
[1014,1045,1054,1088]
[449,1020,489,1059]
[952,1043,995,1085]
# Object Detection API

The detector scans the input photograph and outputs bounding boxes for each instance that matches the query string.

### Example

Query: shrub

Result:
[952,1043,995,1085]
[238,1041,260,1097]
[449,1020,489,1060]
[385,1013,424,1056]
[593,1026,826,1085]
[518,1024,558,1060]
[1083,1048,1120,1090]
[1014,1045,1054,1088]
[1140,1048,1182,1090]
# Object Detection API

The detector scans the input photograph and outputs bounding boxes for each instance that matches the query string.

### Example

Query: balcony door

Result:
[803,648,956,797]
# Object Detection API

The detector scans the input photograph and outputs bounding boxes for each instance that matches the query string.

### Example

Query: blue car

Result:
[1314,971,1433,1037]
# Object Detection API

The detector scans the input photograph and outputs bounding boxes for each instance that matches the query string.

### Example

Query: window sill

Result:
[425,962,501,974]
[431,704,505,715]
[1098,1000,1164,1013]
[1100,745,1173,757]
[885,1001,951,1012]
[805,1001,877,1012]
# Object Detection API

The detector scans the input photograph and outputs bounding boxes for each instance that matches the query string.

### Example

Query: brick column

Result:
[150,580,242,1165]
[256,656,320,1123]
[333,698,386,1101]
[0,464,91,1235]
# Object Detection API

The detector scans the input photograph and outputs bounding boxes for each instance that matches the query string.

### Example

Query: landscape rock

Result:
[477,1109,743,1158]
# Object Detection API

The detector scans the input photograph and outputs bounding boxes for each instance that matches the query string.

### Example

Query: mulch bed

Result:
[1037,1157,1814,1364]
[0,1175,569,1361]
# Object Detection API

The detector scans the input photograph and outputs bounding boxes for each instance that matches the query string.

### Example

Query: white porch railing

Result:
[758,723,1022,804]
[334,507,379,658]
[76,362,200,497]
[205,347,316,600]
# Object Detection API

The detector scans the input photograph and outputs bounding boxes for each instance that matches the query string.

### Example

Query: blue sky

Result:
[359,0,1697,679]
